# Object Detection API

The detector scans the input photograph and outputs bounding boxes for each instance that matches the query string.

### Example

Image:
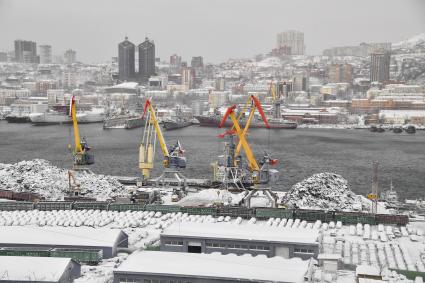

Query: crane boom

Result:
[143,99,169,159]
[70,96,82,153]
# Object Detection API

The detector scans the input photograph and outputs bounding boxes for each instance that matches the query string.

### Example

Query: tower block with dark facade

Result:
[138,37,155,82]
[118,36,136,81]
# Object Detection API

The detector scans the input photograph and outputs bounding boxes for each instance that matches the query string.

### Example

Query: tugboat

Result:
[162,106,193,131]
[392,126,403,133]
[404,125,416,134]
[369,124,385,132]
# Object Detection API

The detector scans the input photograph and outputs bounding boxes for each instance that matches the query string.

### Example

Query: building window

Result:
[212,243,219,248]
[206,242,213,247]
[234,244,241,249]
[165,241,183,246]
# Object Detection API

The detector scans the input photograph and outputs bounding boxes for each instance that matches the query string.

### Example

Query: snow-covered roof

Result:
[115,251,309,283]
[0,227,125,248]
[317,253,342,260]
[162,221,319,244]
[356,265,381,276]
[0,256,74,282]
[108,82,139,89]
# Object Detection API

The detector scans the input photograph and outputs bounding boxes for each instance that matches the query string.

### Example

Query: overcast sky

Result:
[0,0,424,63]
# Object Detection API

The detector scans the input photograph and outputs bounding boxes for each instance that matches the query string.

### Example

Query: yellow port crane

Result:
[219,95,277,184]
[139,99,186,179]
[69,96,94,166]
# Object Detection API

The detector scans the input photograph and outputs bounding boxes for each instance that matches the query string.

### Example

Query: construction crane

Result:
[218,95,277,185]
[69,95,94,166]
[139,99,186,180]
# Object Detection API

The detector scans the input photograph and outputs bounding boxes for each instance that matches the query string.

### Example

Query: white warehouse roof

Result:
[162,221,320,244]
[0,256,74,282]
[116,251,310,283]
[0,226,125,248]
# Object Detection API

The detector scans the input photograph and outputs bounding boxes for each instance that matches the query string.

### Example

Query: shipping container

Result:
[295,209,334,222]
[0,247,51,257]
[50,248,102,265]
[0,201,34,211]
[73,201,109,211]
[255,208,294,220]
[0,190,14,200]
[109,203,145,212]
[145,205,180,213]
[180,206,218,216]
[36,201,73,211]
[217,206,255,218]
[375,214,408,225]
[335,212,376,225]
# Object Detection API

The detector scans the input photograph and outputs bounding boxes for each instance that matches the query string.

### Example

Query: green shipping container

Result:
[73,202,109,211]
[180,207,218,216]
[145,205,181,213]
[36,201,73,211]
[0,248,50,257]
[0,202,34,211]
[50,248,102,265]
[109,203,145,212]
[255,208,294,220]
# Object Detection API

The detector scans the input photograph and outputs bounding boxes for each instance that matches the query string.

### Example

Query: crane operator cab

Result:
[69,95,95,166]
[168,140,187,169]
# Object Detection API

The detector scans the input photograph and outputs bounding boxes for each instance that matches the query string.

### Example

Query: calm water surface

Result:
[0,121,424,199]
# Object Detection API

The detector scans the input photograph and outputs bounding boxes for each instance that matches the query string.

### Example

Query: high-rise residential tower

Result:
[276,30,305,55]
[118,36,136,81]
[39,45,52,64]
[370,49,391,83]
[14,40,38,63]
[64,49,77,64]
[138,37,155,82]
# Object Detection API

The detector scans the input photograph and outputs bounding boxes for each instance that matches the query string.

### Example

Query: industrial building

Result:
[114,251,313,283]
[160,222,320,260]
[0,227,128,258]
[0,256,81,283]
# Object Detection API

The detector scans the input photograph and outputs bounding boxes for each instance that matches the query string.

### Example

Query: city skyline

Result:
[0,0,424,63]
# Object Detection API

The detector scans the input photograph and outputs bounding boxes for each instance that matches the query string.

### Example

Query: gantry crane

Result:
[139,99,186,180]
[70,95,94,166]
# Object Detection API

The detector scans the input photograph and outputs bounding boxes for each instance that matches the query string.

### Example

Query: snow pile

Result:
[176,189,244,207]
[0,159,125,200]
[282,173,359,210]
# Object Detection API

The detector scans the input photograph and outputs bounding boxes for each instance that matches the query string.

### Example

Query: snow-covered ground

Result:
[0,207,423,283]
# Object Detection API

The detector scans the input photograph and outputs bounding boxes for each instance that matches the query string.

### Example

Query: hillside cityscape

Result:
[1,0,425,283]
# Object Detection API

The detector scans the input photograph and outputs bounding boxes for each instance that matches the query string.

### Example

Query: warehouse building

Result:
[114,251,313,283]
[160,222,320,260]
[0,227,128,258]
[0,256,81,283]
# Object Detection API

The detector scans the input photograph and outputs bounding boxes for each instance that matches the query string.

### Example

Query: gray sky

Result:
[0,0,424,63]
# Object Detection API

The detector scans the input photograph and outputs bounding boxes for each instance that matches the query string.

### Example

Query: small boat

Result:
[392,126,403,134]
[404,125,416,134]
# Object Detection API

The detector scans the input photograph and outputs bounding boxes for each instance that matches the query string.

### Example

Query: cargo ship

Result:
[29,107,106,125]
[162,105,194,131]
[162,118,192,130]
[5,113,30,123]
[103,115,145,129]
[195,115,298,129]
